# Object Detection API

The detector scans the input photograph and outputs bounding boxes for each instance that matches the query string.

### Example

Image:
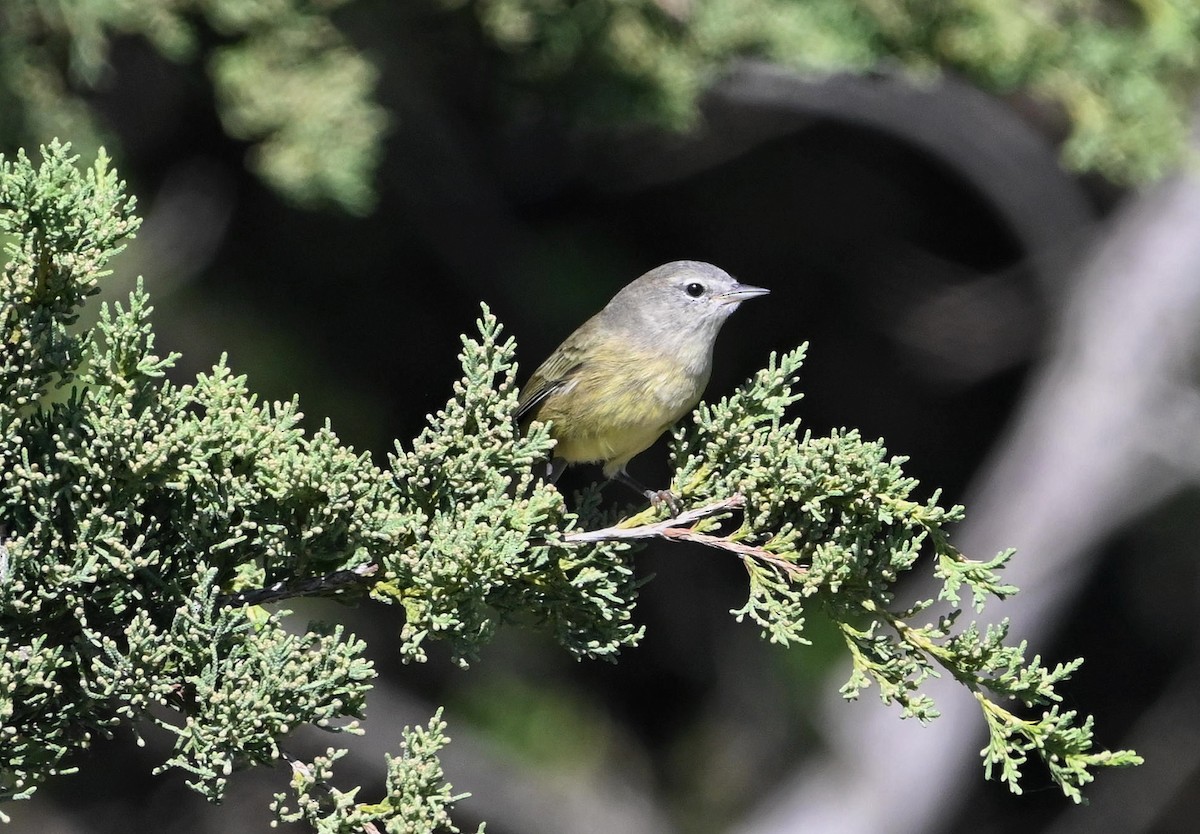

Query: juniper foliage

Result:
[662,353,1141,799]
[270,711,478,834]
[1,144,1138,829]
[1,142,449,825]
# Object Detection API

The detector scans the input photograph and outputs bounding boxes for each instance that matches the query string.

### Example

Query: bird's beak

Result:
[718,283,770,304]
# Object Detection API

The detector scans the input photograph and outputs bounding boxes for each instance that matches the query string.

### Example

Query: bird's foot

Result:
[645,488,682,516]
[613,470,682,516]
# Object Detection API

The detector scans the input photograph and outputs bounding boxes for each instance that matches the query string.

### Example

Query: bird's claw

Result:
[646,489,682,516]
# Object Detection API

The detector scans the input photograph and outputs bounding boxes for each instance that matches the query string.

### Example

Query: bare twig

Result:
[660,526,806,576]
[563,494,805,576]
[563,495,746,543]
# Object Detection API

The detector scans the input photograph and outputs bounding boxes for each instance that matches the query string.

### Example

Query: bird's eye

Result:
[685,282,705,298]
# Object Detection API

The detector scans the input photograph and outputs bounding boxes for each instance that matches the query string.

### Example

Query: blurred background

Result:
[4,1,1200,832]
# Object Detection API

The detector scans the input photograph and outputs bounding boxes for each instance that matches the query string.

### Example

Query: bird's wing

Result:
[514,375,573,423]
[515,328,591,424]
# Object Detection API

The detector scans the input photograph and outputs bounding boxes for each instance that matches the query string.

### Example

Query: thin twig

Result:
[563,495,746,543]
[660,526,806,577]
[563,494,806,576]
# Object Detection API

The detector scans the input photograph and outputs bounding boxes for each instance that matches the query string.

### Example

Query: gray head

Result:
[604,261,769,343]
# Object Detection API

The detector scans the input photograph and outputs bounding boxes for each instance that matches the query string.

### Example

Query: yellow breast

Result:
[535,344,709,476]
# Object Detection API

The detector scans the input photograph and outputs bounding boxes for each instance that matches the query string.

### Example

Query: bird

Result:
[515,260,769,507]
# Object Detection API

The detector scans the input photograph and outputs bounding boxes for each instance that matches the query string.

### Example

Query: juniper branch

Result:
[564,495,807,576]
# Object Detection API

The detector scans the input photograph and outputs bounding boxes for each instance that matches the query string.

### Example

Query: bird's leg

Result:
[613,470,681,515]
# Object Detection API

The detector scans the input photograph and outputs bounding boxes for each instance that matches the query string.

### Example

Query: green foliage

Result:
[92,576,374,799]
[456,0,1200,182]
[1,144,451,824]
[1,143,331,811]
[0,141,138,404]
[666,347,1141,800]
[207,16,386,213]
[1,144,1137,828]
[0,143,638,827]
[271,711,482,834]
[0,0,386,211]
[382,309,643,666]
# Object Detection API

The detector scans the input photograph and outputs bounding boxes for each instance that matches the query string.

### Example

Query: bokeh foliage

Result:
[1,0,1199,216]
[0,0,386,212]
[462,0,1200,181]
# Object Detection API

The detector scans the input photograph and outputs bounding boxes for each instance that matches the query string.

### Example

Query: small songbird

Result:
[515,260,769,505]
